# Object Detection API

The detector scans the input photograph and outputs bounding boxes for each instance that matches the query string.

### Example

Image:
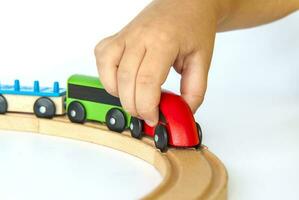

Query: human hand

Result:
[95,0,221,126]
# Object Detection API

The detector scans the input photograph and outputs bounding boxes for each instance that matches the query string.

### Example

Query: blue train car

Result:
[0,80,66,118]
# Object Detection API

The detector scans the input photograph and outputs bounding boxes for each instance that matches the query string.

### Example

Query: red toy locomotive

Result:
[129,91,203,152]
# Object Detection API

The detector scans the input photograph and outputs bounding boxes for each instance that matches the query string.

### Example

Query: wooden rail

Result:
[0,113,228,200]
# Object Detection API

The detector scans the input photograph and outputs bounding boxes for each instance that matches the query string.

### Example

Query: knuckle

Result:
[94,35,122,56]
[136,73,157,86]
[94,45,107,61]
[96,58,106,71]
[117,68,134,82]
[94,44,102,57]
[146,29,173,46]
[156,31,172,43]
[94,39,108,56]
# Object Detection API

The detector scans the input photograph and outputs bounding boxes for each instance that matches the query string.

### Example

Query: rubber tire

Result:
[105,108,127,133]
[195,122,203,149]
[154,124,168,152]
[33,97,56,119]
[67,101,86,123]
[130,117,143,139]
[0,95,8,114]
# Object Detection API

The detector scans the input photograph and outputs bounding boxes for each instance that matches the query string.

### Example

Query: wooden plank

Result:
[0,113,39,132]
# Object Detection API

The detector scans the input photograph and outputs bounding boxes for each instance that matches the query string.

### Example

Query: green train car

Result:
[66,74,132,132]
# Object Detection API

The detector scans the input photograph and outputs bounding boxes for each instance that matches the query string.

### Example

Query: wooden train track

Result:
[0,113,228,200]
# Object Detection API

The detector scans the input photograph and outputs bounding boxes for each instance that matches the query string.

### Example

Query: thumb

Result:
[180,54,209,113]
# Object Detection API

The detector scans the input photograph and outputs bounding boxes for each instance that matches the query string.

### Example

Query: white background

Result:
[0,0,298,199]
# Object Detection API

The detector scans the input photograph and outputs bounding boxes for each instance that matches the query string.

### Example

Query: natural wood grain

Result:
[0,113,228,200]
[3,94,65,115]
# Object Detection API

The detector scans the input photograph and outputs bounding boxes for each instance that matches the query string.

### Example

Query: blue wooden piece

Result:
[0,80,66,97]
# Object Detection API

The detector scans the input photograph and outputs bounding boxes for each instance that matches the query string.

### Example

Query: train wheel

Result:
[106,108,126,133]
[0,95,8,114]
[130,117,143,139]
[34,97,56,118]
[195,122,203,149]
[67,101,86,123]
[154,124,168,152]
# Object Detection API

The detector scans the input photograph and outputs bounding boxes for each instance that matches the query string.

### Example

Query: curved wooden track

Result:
[0,113,228,200]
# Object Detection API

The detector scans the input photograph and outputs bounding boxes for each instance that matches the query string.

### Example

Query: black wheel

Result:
[67,101,86,123]
[154,124,168,152]
[33,97,56,118]
[195,122,203,149]
[130,117,143,139]
[0,95,8,114]
[105,108,126,133]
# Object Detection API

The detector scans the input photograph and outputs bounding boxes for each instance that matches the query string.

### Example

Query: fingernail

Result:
[145,120,155,127]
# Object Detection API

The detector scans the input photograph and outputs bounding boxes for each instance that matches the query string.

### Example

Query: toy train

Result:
[0,74,202,152]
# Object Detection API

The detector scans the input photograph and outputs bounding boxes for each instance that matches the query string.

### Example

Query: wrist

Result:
[211,0,237,31]
[213,0,242,32]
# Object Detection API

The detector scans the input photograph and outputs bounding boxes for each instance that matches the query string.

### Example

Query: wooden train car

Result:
[130,91,202,152]
[0,80,66,118]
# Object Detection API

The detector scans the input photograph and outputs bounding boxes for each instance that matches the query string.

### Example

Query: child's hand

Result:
[95,0,299,126]
[95,0,218,126]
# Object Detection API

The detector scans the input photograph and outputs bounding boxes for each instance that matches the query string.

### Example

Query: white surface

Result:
[0,0,298,199]
[197,11,299,200]
[0,130,162,200]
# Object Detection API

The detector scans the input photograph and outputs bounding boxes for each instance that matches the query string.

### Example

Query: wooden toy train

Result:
[0,74,202,152]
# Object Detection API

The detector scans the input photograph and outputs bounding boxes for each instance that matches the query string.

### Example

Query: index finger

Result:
[135,48,177,126]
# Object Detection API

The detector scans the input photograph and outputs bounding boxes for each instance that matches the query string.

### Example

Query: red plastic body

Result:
[143,91,200,147]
